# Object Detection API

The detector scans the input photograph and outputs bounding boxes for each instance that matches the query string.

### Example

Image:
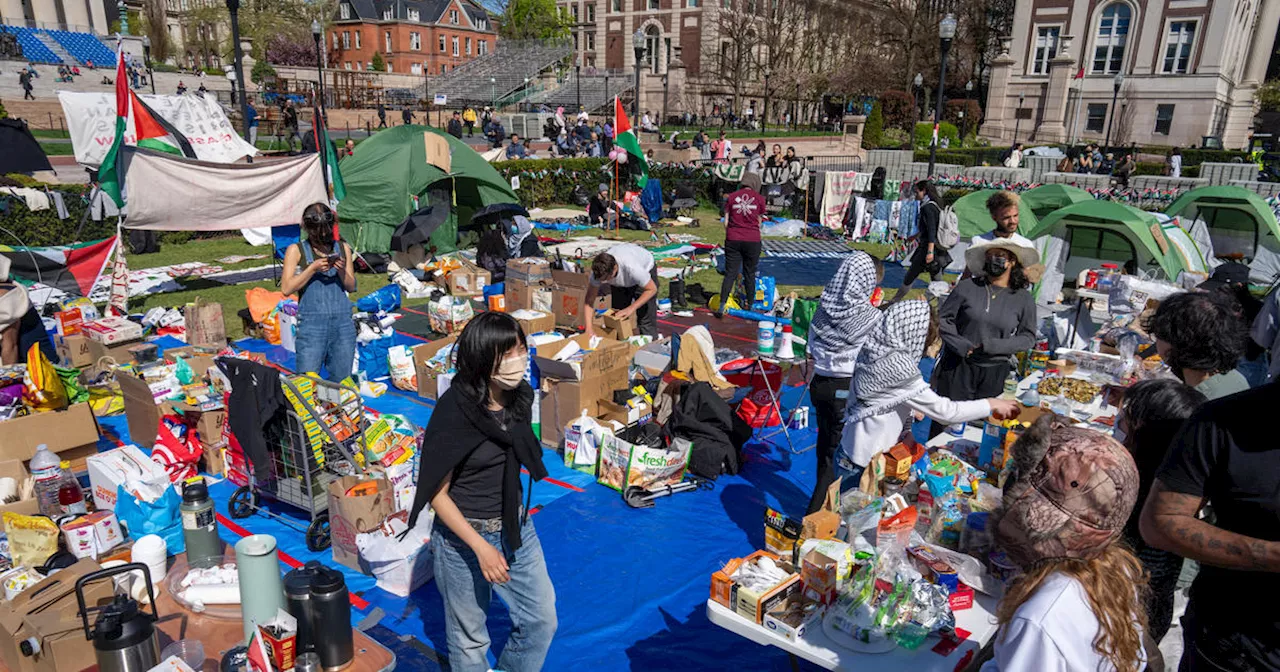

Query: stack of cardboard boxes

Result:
[533,334,634,449]
[115,344,228,476]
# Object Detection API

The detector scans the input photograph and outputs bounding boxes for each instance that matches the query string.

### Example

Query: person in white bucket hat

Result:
[928,237,1040,438]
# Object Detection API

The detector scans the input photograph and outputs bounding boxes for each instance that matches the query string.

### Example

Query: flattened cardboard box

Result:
[533,334,632,381]
[0,403,100,464]
[411,334,458,400]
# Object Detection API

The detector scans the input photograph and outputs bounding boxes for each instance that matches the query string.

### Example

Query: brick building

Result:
[327,0,496,76]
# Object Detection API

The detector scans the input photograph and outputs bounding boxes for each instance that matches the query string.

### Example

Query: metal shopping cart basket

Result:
[226,375,370,551]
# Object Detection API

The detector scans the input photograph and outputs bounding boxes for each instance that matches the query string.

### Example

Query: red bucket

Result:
[719,358,783,391]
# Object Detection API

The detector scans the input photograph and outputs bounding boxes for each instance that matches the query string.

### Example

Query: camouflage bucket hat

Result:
[993,414,1140,568]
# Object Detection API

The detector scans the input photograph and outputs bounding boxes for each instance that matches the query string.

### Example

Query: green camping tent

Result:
[1020,184,1094,220]
[1028,200,1196,302]
[336,125,519,254]
[952,189,1039,238]
[1165,185,1280,275]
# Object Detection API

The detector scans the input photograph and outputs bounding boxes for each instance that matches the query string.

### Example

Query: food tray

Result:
[166,554,241,619]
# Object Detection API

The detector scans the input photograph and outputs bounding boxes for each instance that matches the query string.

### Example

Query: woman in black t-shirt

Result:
[888,180,949,303]
[406,312,556,672]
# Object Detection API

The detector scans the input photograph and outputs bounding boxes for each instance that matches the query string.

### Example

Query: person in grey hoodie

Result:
[930,238,1038,438]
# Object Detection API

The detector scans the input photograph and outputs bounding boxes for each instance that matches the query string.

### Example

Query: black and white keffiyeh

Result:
[848,300,932,422]
[808,251,881,364]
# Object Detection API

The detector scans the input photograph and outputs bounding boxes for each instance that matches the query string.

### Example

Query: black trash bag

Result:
[572,184,591,207]
[666,381,751,479]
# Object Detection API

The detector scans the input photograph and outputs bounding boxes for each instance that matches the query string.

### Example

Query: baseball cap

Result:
[1198,261,1250,292]
[993,414,1140,568]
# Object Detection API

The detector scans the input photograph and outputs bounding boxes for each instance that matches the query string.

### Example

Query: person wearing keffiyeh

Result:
[834,300,1021,485]
[804,251,883,513]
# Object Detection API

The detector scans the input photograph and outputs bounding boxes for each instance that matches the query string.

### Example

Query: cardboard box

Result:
[0,403,100,464]
[55,308,86,337]
[411,335,458,401]
[736,566,801,624]
[801,510,840,542]
[533,334,632,382]
[201,440,227,477]
[598,398,652,426]
[800,549,838,605]
[86,445,171,511]
[510,309,555,336]
[599,310,638,340]
[506,258,553,286]
[505,281,554,314]
[0,558,112,672]
[444,260,491,297]
[551,269,597,330]
[763,595,823,642]
[0,460,38,530]
[162,345,221,378]
[81,316,143,345]
[184,298,226,348]
[327,475,394,573]
[53,334,94,369]
[764,508,802,557]
[538,364,630,448]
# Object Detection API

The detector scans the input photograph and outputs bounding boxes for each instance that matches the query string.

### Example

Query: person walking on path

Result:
[246,100,259,147]
[407,312,556,672]
[888,180,949,303]
[463,106,477,137]
[282,100,301,152]
[715,172,765,318]
[377,103,387,128]
[402,107,414,126]
[448,111,464,139]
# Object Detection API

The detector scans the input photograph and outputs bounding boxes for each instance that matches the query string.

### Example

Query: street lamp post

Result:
[142,35,155,94]
[575,57,581,112]
[632,29,645,127]
[762,68,771,137]
[117,0,128,34]
[927,13,957,177]
[226,0,250,143]
[962,79,973,141]
[490,76,496,109]
[310,20,326,110]
[1104,72,1124,152]
[1013,92,1025,143]
[913,72,923,122]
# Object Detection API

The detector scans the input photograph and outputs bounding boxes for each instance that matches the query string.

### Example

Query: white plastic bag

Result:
[1108,274,1181,314]
[356,513,434,597]
[388,345,417,392]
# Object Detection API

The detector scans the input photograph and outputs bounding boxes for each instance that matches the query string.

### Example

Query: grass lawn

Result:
[655,127,840,139]
[31,129,71,139]
[38,142,75,155]
[121,206,910,339]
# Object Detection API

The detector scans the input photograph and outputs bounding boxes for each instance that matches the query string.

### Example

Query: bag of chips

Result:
[2,512,60,567]
[23,343,68,411]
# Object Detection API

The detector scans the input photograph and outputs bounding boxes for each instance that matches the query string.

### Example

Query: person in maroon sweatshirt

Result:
[716,172,766,317]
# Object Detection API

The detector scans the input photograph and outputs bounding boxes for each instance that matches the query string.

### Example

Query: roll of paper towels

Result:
[181,583,241,606]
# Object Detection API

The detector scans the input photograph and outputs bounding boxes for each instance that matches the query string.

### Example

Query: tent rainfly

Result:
[1019,184,1095,220]
[1164,185,1280,285]
[952,189,1040,239]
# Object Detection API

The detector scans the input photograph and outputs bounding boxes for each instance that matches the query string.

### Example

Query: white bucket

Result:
[757,321,776,355]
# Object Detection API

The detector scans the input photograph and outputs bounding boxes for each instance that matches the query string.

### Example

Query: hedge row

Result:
[1,181,121,246]
[491,158,725,209]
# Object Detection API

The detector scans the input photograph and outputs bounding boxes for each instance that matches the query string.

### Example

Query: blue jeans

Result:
[433,519,557,672]
[294,312,356,382]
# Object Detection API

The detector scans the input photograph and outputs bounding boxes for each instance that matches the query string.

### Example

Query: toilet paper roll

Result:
[182,583,241,605]
[0,477,16,502]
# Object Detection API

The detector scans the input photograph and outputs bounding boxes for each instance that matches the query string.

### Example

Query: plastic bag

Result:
[245,287,286,323]
[2,512,59,567]
[152,415,202,483]
[357,333,395,380]
[791,298,818,345]
[356,284,402,313]
[356,512,434,597]
[114,483,185,554]
[174,356,196,386]
[388,345,417,391]
[23,343,68,411]
[262,310,282,345]
[56,364,88,404]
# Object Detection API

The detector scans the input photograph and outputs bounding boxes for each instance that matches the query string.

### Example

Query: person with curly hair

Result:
[930,238,1038,438]
[975,191,1032,246]
[1114,379,1206,644]
[983,415,1149,672]
[1143,291,1249,400]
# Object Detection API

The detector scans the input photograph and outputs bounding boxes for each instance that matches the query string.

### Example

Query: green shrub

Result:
[862,101,884,150]
[882,127,910,149]
[159,232,195,245]
[879,90,915,129]
[3,184,118,246]
[1178,148,1248,166]
[941,188,973,207]
[913,122,960,150]
[0,100,7,119]
[1257,80,1280,113]
[491,157,725,208]
[913,146,1008,167]
[1134,161,1164,176]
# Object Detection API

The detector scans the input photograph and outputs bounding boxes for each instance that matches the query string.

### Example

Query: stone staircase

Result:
[34,33,74,64]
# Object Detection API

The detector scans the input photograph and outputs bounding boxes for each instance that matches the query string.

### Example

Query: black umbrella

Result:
[391,203,449,252]
[467,202,529,230]
[0,119,53,174]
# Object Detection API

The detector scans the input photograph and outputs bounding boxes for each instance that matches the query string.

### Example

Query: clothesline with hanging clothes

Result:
[0,186,72,220]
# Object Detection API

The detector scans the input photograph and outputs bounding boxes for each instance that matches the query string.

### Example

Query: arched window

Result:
[645,25,660,71]
[1092,3,1130,74]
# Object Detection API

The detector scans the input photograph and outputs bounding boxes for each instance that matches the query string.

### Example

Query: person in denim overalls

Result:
[282,203,357,381]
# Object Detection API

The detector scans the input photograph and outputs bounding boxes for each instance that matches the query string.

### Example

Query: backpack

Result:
[935,202,960,249]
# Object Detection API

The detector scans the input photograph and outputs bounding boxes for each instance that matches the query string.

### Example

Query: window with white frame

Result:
[1086,103,1108,132]
[1032,26,1060,74]
[465,37,471,54]
[344,61,352,70]
[355,32,361,48]
[452,36,459,56]
[611,0,621,10]
[386,62,392,72]
[342,31,350,49]
[586,32,595,50]
[333,32,339,49]
[648,0,659,8]
[586,4,594,21]
[1162,21,1196,73]
[382,8,392,19]
[407,8,419,21]
[1092,3,1130,74]
[1154,104,1175,135]
[357,61,363,70]
[410,32,421,50]
[478,40,487,55]
[476,18,486,30]
[411,62,421,74]
[571,5,578,20]
[450,9,458,23]
[439,35,446,51]
[385,32,391,52]
[339,3,350,19]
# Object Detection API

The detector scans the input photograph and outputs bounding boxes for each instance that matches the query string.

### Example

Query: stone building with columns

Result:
[980,0,1280,150]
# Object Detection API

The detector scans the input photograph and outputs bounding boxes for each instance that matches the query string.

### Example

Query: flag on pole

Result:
[0,237,118,297]
[312,104,347,203]
[97,44,129,208]
[613,96,649,188]
[246,626,274,672]
[131,95,196,157]
[107,232,128,316]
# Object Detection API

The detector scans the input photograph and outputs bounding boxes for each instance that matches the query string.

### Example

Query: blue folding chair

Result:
[271,224,301,286]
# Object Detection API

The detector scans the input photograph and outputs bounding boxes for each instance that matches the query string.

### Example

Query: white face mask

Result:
[491,354,526,390]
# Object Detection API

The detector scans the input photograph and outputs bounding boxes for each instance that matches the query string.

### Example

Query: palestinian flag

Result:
[246,625,275,672]
[613,96,649,188]
[312,104,346,203]
[0,237,118,297]
[99,42,196,207]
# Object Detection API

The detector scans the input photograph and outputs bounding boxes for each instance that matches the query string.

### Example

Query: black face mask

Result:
[983,256,1009,278]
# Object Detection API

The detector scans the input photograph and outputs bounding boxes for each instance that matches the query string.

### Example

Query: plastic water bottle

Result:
[30,444,64,517]
[1002,370,1019,399]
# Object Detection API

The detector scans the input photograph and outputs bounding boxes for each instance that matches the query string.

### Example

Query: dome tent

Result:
[1029,200,1208,303]
[336,125,519,254]
[1165,185,1280,284]
[1019,184,1094,220]
[951,189,1039,239]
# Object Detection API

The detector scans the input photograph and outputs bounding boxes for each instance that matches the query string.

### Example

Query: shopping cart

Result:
[227,375,369,551]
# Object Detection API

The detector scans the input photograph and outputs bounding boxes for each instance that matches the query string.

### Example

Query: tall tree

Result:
[499,0,569,41]
[140,0,174,63]
[711,0,762,114]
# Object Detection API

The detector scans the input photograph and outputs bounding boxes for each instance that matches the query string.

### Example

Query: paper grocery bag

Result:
[327,476,393,573]
[184,298,226,348]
